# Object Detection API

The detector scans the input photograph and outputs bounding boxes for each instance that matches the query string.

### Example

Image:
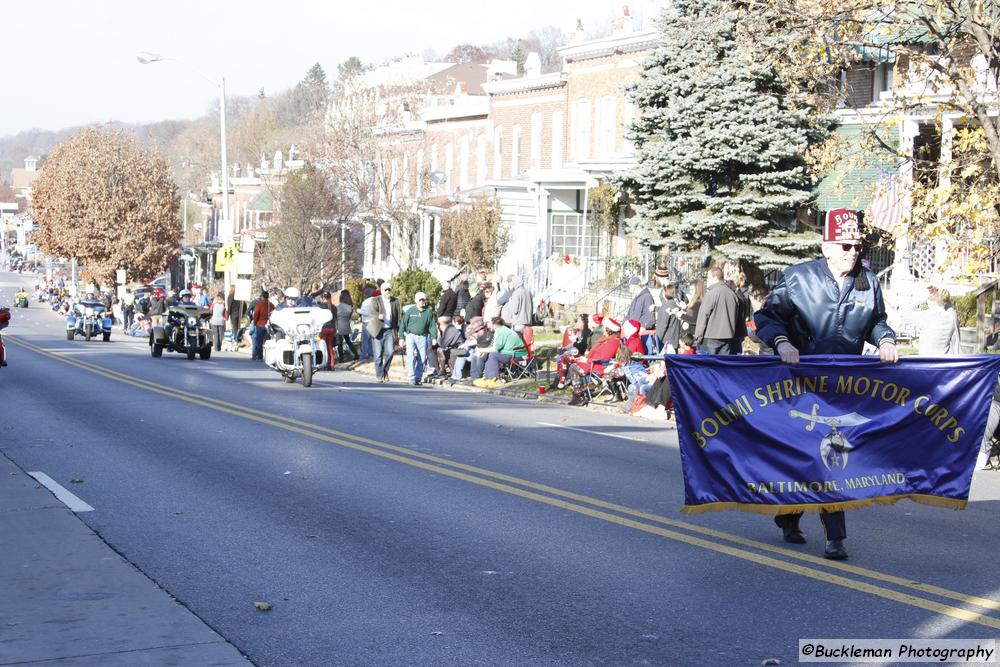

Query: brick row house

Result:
[354,10,658,310]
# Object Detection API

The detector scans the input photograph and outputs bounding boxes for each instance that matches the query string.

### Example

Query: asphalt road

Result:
[3,271,1000,666]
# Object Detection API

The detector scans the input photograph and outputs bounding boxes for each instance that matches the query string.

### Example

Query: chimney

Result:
[612,5,634,35]
[524,52,542,78]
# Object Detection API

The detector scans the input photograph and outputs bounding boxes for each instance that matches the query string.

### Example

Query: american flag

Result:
[866,173,908,234]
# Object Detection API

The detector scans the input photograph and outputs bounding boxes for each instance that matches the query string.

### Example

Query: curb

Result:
[343,357,672,423]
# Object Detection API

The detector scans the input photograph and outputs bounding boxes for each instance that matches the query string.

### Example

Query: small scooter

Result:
[263,307,332,387]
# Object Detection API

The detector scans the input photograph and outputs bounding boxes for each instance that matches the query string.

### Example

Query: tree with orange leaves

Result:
[31,127,180,286]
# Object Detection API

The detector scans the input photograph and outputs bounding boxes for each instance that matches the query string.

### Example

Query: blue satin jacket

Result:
[754,258,895,355]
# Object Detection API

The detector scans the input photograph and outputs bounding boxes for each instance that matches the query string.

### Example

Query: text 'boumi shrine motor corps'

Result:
[688,373,967,450]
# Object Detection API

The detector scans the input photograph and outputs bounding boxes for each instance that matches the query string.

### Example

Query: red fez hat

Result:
[824,209,861,243]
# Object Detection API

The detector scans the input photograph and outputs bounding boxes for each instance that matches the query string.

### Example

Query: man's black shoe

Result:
[824,539,848,560]
[774,516,806,544]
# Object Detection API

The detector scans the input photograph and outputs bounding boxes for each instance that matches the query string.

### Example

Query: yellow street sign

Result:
[214,239,238,272]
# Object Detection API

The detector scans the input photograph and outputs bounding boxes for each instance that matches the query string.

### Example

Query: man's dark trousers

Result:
[700,338,735,355]
[775,511,846,540]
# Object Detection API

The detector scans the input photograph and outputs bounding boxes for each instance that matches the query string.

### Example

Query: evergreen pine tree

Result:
[617,0,831,271]
[304,62,327,88]
[511,43,527,75]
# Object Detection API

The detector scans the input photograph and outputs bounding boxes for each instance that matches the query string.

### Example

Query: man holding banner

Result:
[668,208,999,567]
[753,209,897,560]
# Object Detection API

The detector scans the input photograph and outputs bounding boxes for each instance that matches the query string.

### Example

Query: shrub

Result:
[388,267,442,308]
[953,291,993,328]
[346,277,365,314]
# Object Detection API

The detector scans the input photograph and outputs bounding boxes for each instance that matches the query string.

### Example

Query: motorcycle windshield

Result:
[268,307,332,334]
[168,306,210,319]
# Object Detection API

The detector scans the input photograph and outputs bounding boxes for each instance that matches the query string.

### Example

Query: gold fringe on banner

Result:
[681,493,968,516]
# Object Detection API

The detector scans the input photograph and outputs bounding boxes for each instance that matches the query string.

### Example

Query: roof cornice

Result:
[482,72,567,96]
[557,29,660,62]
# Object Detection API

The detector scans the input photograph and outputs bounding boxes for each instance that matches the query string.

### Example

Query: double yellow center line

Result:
[9,333,1000,630]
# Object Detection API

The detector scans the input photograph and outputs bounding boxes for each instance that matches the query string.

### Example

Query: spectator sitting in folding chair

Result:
[503,324,538,382]
[450,316,491,385]
[473,317,526,388]
[429,316,464,381]
[604,319,648,403]
[620,318,649,383]
[565,318,622,406]
[547,313,592,391]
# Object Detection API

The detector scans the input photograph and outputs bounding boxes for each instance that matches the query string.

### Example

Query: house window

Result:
[493,126,503,179]
[512,124,522,176]
[573,98,591,161]
[530,112,542,169]
[597,96,616,158]
[402,152,410,197]
[416,149,424,197]
[552,110,564,169]
[621,102,636,156]
[390,158,399,199]
[874,62,894,100]
[445,142,454,190]
[460,134,470,188]
[476,135,487,185]
[550,212,600,258]
[380,227,390,262]
[428,215,437,258]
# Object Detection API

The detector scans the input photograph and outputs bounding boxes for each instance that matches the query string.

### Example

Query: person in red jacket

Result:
[566,318,622,405]
[251,290,274,360]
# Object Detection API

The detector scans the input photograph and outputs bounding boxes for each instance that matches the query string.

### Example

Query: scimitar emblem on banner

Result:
[788,403,872,471]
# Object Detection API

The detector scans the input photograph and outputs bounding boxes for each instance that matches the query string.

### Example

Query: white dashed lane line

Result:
[26,471,95,512]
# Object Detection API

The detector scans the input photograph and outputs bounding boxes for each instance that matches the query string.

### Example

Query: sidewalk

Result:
[0,452,251,666]
[343,353,673,422]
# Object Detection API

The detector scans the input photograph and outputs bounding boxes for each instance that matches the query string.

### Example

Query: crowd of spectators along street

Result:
[18,266,825,414]
[24,258,965,425]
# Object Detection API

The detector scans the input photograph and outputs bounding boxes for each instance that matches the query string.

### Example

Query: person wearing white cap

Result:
[755,207,897,561]
[399,291,436,385]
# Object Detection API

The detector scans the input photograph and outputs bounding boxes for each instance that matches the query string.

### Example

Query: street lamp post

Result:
[341,221,347,291]
[137,52,232,291]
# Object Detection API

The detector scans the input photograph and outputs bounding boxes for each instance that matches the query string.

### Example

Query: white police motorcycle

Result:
[263,299,332,388]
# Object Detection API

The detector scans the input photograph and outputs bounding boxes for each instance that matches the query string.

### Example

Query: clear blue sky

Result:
[2,0,659,138]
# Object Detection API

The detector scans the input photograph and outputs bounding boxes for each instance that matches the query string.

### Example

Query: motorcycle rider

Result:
[276,287,314,309]
[271,287,309,340]
[15,288,28,307]
[163,289,197,344]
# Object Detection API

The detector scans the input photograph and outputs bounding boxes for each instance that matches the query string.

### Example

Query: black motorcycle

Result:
[149,305,212,360]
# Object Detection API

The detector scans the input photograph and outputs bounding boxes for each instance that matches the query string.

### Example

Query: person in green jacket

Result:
[473,317,527,387]
[399,291,436,385]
